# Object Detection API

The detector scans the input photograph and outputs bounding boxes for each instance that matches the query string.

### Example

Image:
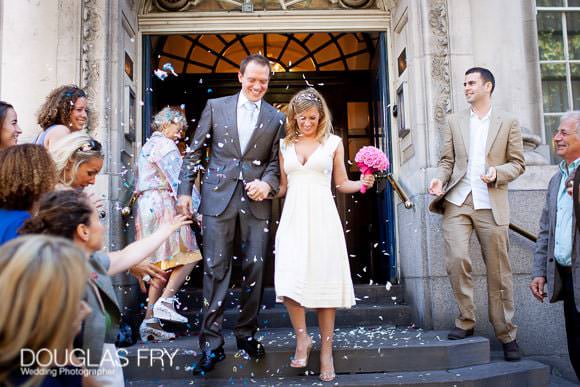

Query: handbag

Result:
[120,170,138,217]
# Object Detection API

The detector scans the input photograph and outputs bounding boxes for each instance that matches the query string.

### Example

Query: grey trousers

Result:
[199,181,270,351]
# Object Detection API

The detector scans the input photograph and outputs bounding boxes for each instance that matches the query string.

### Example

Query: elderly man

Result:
[531,111,580,379]
[429,67,525,361]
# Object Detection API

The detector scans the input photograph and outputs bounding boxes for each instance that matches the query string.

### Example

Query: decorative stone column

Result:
[80,0,111,143]
[80,0,113,242]
[429,0,451,131]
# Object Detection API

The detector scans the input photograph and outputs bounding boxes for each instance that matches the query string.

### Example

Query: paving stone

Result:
[123,326,489,380]
[126,359,549,386]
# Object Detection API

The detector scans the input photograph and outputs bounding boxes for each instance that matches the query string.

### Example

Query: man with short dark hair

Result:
[177,54,285,375]
[530,111,580,379]
[429,67,525,361]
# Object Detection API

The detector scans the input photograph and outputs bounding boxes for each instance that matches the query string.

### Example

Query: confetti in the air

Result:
[162,62,178,76]
[154,69,168,80]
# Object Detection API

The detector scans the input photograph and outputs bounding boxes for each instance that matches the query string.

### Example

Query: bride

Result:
[274,87,375,382]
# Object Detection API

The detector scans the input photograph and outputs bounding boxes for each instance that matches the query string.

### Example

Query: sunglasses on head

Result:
[78,139,102,152]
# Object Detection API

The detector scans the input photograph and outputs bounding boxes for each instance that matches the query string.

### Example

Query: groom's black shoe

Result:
[236,336,266,359]
[192,346,225,375]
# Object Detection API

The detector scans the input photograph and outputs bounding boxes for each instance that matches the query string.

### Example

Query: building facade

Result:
[0,0,575,356]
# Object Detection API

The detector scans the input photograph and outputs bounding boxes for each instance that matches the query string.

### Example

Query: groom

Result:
[177,54,285,374]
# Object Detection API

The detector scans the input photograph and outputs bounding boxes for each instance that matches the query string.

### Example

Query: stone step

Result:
[162,304,412,332]
[122,326,490,380]
[126,359,550,386]
[550,375,580,387]
[175,284,405,309]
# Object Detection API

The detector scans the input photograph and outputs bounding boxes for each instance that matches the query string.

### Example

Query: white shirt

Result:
[445,107,492,209]
[237,92,261,154]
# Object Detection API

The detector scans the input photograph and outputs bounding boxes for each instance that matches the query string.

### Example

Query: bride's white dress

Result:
[275,134,355,308]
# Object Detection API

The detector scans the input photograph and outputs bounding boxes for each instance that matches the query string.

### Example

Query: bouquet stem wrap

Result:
[354,146,390,194]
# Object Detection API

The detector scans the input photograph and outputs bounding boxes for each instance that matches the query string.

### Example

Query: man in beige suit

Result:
[428,67,525,361]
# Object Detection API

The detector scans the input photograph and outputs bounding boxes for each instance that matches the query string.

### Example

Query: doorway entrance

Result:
[142,31,396,285]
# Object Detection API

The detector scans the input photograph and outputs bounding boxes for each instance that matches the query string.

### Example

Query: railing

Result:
[376,173,413,209]
[509,223,538,243]
[378,173,539,243]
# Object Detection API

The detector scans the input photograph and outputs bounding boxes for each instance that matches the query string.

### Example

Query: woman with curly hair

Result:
[0,144,56,245]
[35,85,88,148]
[0,101,22,150]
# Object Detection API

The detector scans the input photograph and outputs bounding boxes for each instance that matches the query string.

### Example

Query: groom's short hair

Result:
[240,54,272,77]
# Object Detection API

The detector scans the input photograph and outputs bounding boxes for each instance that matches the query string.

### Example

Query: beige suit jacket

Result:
[428,109,526,226]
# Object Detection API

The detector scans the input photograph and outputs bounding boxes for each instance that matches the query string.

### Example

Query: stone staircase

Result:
[123,284,551,386]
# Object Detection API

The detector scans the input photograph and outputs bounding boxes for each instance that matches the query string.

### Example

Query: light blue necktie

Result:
[239,101,258,153]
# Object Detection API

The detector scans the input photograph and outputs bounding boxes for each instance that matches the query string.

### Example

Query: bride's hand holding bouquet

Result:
[354,146,389,193]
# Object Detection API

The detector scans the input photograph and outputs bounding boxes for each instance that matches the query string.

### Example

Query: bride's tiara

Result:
[294,92,321,104]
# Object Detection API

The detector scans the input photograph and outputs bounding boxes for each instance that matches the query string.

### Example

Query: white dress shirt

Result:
[445,107,492,209]
[237,92,261,154]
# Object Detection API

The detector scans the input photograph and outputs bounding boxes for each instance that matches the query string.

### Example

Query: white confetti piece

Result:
[154,69,167,80]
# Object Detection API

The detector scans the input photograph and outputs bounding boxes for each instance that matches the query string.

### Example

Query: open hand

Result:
[129,262,168,292]
[160,214,193,235]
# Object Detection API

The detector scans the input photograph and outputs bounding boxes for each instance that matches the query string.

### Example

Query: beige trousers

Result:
[442,194,517,343]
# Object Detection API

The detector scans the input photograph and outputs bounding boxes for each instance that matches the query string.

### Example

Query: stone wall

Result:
[390,0,564,356]
[397,166,566,355]
[0,0,81,141]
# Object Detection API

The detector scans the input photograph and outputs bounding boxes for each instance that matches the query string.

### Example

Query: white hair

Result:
[151,106,188,132]
[560,111,580,133]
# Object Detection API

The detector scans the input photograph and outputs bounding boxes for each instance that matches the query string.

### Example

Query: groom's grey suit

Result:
[178,92,285,350]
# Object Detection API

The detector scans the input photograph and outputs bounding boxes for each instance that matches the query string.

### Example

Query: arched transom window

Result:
[154,32,376,74]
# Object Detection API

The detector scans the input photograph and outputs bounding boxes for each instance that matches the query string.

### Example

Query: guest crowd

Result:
[0,56,578,387]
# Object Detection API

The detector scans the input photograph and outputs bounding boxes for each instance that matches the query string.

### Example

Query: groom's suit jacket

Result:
[428,108,525,225]
[178,93,285,219]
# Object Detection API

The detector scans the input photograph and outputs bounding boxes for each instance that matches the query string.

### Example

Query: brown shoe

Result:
[447,327,474,340]
[502,340,521,362]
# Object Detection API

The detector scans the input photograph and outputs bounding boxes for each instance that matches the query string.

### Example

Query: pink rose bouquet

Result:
[354,146,390,193]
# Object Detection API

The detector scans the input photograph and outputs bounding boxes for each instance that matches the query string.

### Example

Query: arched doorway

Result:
[141,30,396,286]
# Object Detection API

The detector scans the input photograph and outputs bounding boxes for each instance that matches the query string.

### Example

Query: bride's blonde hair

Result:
[284,88,332,145]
